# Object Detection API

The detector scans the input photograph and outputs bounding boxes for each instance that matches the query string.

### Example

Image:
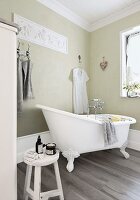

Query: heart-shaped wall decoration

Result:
[100,57,108,71]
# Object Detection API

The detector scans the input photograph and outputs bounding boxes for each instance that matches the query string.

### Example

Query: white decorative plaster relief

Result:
[14,14,68,54]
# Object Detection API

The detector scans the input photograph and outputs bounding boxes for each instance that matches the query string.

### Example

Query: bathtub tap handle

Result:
[89,99,104,115]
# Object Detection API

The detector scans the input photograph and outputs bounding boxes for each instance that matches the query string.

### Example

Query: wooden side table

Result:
[23,150,64,200]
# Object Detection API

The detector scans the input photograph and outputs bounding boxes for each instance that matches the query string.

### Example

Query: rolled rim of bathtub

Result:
[36,104,136,125]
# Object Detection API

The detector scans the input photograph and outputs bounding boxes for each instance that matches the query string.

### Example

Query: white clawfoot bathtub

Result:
[37,105,136,172]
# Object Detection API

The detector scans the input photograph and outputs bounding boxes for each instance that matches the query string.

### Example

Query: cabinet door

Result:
[0,23,17,200]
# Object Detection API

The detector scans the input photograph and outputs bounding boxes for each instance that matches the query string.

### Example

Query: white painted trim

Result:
[37,0,90,31]
[89,1,140,32]
[37,0,140,32]
[120,28,128,98]
[17,131,52,163]
[128,129,140,151]
[0,22,17,33]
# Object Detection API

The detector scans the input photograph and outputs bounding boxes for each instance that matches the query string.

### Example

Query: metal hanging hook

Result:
[17,41,20,55]
[26,44,30,58]
[78,55,81,63]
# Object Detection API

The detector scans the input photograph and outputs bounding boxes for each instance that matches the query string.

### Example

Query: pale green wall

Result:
[0,0,90,136]
[89,11,140,130]
[1,0,140,135]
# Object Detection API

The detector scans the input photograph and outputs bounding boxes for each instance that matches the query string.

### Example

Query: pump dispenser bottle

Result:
[36,135,43,154]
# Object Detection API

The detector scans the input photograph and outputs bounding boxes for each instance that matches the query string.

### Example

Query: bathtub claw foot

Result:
[120,149,130,159]
[66,158,74,172]
[62,149,80,172]
[120,141,129,159]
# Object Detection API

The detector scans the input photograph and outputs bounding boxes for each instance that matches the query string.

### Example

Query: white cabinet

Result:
[0,22,17,200]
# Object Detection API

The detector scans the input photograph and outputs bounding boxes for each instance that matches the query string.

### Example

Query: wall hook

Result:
[17,41,20,55]
[26,44,30,58]
[78,55,81,63]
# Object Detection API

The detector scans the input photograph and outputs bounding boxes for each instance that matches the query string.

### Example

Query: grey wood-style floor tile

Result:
[17,148,140,200]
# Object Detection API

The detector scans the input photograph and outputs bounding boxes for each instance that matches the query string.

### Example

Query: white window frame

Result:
[120,25,140,97]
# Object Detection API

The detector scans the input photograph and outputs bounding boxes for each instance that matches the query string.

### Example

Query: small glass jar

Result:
[46,143,56,155]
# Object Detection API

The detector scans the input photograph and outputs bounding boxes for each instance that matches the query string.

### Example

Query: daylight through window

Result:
[121,26,140,97]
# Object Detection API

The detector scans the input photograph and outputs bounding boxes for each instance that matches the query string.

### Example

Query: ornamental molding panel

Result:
[14,14,68,54]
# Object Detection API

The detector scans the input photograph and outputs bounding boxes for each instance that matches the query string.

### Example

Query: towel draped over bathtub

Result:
[17,57,34,114]
[72,68,89,114]
[103,118,118,146]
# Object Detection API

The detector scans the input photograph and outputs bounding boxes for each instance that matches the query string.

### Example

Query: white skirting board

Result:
[17,131,52,163]
[17,129,140,163]
[127,129,140,151]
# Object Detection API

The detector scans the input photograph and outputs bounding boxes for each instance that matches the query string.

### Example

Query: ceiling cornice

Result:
[90,1,140,32]
[37,0,140,32]
[37,0,91,31]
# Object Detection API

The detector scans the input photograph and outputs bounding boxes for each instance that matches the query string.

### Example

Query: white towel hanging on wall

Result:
[72,68,89,114]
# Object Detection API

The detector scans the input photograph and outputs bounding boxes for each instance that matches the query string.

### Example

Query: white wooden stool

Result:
[23,149,64,200]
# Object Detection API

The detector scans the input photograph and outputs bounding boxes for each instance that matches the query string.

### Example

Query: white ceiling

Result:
[37,0,140,31]
[57,0,139,23]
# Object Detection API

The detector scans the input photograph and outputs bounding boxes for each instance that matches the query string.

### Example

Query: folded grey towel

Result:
[22,59,34,100]
[17,58,34,115]
[103,119,118,146]
[17,57,23,114]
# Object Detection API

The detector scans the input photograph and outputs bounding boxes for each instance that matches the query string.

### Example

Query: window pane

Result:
[127,34,140,84]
